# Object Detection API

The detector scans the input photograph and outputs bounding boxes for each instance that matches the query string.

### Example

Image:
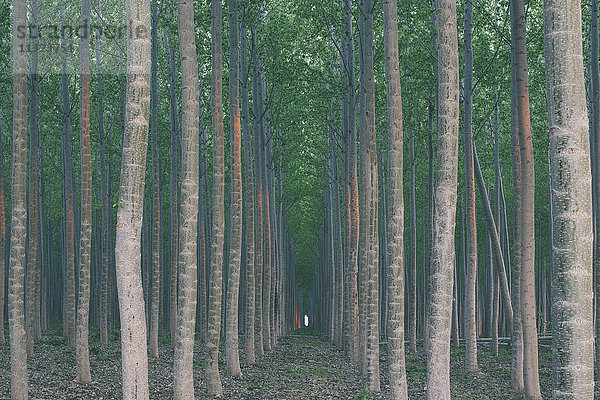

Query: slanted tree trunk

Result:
[544,0,595,396]
[510,0,541,397]
[225,0,243,378]
[426,0,460,397]
[9,0,29,395]
[115,0,151,396]
[207,0,225,394]
[383,0,408,396]
[173,0,200,396]
[75,0,92,382]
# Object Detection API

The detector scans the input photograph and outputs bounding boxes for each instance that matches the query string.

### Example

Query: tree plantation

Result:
[1,0,600,398]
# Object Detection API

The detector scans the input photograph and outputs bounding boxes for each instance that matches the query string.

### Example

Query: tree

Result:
[510,0,542,397]
[114,0,151,397]
[225,0,243,378]
[383,0,408,397]
[462,0,478,374]
[75,0,92,383]
[149,0,161,359]
[426,0,460,398]
[544,0,595,396]
[207,0,225,394]
[9,0,29,396]
[173,0,200,397]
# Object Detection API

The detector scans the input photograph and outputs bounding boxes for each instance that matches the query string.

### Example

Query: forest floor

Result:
[0,324,596,399]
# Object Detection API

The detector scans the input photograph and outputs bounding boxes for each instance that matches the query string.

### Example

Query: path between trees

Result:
[0,325,581,399]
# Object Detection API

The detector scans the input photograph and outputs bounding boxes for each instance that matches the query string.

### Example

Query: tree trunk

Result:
[9,0,29,395]
[426,0,460,397]
[462,0,478,373]
[225,0,244,378]
[207,0,225,394]
[383,0,408,396]
[115,0,151,396]
[172,0,201,397]
[75,0,92,382]
[240,8,256,364]
[544,0,595,396]
[510,0,541,397]
[149,0,161,359]
[409,131,417,355]
[0,106,6,346]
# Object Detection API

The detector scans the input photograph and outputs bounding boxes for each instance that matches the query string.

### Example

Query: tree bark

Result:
[426,0,460,397]
[115,0,151,396]
[383,0,408,396]
[9,0,29,395]
[225,0,243,378]
[510,0,541,396]
[544,0,595,396]
[75,0,92,382]
[207,0,225,394]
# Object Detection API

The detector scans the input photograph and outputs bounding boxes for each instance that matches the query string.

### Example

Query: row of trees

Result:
[308,0,595,398]
[4,0,305,398]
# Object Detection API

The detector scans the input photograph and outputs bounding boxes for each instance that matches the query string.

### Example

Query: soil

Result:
[0,326,595,399]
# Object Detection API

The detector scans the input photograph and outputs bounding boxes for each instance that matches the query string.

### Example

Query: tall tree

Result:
[26,0,40,358]
[462,0,478,374]
[149,0,161,359]
[544,0,595,396]
[75,0,93,383]
[0,107,6,346]
[173,0,200,396]
[510,0,542,397]
[240,7,256,365]
[115,0,151,397]
[9,0,29,396]
[383,0,408,397]
[225,0,244,378]
[207,0,225,394]
[426,0,460,397]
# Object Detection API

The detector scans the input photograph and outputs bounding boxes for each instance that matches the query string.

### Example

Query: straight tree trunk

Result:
[149,0,161,359]
[510,0,541,397]
[383,0,409,396]
[9,0,29,395]
[0,106,6,346]
[544,0,595,396]
[115,0,151,396]
[462,0,478,373]
[225,0,243,378]
[427,0,460,397]
[207,0,225,394]
[342,0,359,366]
[75,0,93,382]
[240,9,256,364]
[409,131,417,355]
[173,0,200,396]
[26,0,40,358]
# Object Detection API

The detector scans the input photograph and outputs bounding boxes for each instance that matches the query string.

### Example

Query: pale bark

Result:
[9,0,29,395]
[383,0,408,396]
[75,0,92,382]
[0,106,6,346]
[173,0,200,397]
[409,132,417,355]
[510,0,541,396]
[240,8,255,365]
[427,0,460,397]
[544,0,595,396]
[462,0,478,373]
[207,0,225,394]
[225,0,243,378]
[115,0,151,396]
